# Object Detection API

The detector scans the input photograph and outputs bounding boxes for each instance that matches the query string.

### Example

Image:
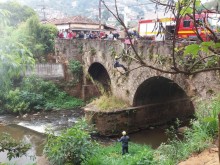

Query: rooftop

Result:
[43,15,99,25]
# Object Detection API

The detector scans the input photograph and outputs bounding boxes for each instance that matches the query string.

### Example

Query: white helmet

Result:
[122,131,126,135]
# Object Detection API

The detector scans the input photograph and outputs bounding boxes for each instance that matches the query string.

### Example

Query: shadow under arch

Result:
[88,62,111,94]
[133,76,195,123]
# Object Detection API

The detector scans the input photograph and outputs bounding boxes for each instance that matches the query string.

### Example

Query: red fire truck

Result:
[138,12,220,41]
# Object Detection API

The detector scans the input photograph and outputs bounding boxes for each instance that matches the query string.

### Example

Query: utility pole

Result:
[39,0,46,21]
[99,0,101,32]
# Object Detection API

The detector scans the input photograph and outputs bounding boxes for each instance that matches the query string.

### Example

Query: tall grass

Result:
[91,94,129,111]
[83,143,156,165]
[155,95,220,164]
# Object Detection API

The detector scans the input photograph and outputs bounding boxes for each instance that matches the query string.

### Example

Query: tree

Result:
[0,9,10,28]
[0,8,35,92]
[0,31,35,91]
[0,1,36,27]
[101,0,220,75]
[0,2,56,103]
[12,16,58,62]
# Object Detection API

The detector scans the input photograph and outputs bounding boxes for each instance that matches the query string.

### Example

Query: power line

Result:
[127,2,155,7]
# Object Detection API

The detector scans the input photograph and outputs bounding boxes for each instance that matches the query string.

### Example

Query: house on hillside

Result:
[43,15,115,34]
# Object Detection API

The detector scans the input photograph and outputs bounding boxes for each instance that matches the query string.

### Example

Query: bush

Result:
[44,119,96,165]
[5,89,30,114]
[45,91,84,110]
[2,76,84,114]
[20,76,60,98]
[20,90,45,110]
[68,60,83,83]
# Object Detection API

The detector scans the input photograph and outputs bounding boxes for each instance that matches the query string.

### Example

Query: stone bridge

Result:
[55,39,220,135]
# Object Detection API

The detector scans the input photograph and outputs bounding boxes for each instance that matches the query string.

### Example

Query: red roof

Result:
[43,16,99,25]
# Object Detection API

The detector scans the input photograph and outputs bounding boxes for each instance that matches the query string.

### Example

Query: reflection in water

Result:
[0,110,82,164]
[129,128,168,149]
[0,124,46,165]
[97,127,170,149]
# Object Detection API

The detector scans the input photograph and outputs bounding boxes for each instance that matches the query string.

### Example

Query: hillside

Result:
[5,0,154,21]
[2,0,218,26]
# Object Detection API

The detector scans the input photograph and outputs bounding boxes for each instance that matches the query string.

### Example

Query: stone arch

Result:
[133,76,195,123]
[88,62,111,93]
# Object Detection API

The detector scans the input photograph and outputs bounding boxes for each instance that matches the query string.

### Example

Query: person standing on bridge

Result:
[118,131,130,155]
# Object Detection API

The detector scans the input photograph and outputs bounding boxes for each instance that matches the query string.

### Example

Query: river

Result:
[0,109,178,164]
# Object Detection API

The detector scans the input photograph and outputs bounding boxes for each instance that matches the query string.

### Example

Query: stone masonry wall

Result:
[85,98,194,136]
[25,63,64,80]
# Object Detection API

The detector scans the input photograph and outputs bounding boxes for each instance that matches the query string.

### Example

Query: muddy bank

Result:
[178,146,219,165]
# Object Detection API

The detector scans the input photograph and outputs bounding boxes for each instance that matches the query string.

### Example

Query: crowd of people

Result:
[57,29,122,40]
[57,29,139,40]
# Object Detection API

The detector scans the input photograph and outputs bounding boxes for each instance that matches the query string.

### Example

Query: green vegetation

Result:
[83,143,155,165]
[0,1,36,27]
[2,76,84,114]
[44,119,96,165]
[91,94,129,111]
[0,3,35,91]
[68,60,83,83]
[0,2,56,90]
[0,133,31,161]
[13,15,58,62]
[0,2,84,161]
[154,96,220,164]
[0,1,57,64]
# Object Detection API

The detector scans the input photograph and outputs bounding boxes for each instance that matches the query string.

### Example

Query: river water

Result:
[0,109,83,164]
[0,109,176,164]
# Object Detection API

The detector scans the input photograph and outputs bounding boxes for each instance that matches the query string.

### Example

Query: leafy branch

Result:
[101,0,220,75]
[0,133,31,160]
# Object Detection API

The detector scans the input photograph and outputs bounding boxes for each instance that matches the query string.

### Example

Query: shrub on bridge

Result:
[68,60,83,83]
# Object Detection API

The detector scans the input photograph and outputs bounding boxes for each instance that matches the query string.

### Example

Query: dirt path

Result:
[178,146,219,165]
